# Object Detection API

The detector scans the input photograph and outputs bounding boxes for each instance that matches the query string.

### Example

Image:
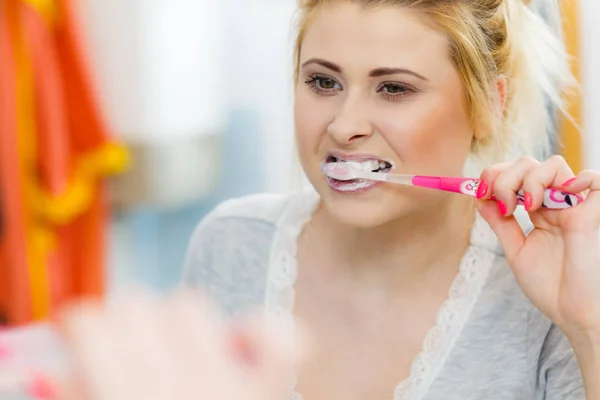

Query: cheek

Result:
[294,90,333,152]
[376,95,473,175]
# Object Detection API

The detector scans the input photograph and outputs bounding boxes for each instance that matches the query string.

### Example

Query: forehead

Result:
[300,3,453,75]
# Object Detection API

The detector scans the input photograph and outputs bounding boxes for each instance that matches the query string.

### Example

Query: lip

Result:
[326,177,382,194]
[327,150,390,163]
[324,150,390,194]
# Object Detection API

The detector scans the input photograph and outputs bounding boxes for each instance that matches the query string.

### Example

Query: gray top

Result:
[182,190,585,400]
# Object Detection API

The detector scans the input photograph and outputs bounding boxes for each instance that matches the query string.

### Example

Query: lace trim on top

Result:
[264,189,499,400]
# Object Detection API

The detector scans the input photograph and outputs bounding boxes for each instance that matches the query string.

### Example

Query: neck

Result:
[312,195,476,281]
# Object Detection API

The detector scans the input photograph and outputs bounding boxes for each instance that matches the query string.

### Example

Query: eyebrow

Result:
[302,58,343,73]
[369,67,428,81]
[301,58,428,81]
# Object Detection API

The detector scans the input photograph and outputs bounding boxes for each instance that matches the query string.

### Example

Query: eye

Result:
[317,77,338,89]
[305,75,342,95]
[377,82,416,100]
[383,83,408,94]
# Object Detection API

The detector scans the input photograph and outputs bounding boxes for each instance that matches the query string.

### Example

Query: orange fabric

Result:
[72,185,107,297]
[0,0,128,326]
[0,0,33,324]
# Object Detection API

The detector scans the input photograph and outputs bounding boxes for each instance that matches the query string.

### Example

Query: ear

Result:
[473,75,508,144]
[496,75,507,114]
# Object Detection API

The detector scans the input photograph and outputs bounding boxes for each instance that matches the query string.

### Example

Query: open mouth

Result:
[323,155,394,193]
[325,155,394,174]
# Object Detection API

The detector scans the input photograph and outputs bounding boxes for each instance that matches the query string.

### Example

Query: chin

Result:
[316,183,424,229]
[325,203,397,229]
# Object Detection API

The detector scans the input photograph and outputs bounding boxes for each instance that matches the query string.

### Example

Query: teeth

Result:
[368,160,381,170]
[343,160,379,171]
[330,157,392,173]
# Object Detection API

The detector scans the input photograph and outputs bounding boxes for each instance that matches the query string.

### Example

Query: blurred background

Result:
[76,0,302,292]
[0,0,597,326]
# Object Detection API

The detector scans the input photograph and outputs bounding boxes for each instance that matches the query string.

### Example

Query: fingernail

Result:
[563,178,576,187]
[524,192,532,211]
[27,374,56,400]
[497,200,507,216]
[476,181,488,199]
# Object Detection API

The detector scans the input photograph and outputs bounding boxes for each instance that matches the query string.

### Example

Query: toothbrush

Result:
[321,162,584,210]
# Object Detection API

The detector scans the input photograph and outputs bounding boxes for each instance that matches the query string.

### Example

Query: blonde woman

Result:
[57,1,600,399]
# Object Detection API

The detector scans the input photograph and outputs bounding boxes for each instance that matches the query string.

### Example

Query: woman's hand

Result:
[475,155,600,342]
[55,290,301,400]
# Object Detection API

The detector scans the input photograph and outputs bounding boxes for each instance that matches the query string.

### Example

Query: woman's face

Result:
[294,2,475,228]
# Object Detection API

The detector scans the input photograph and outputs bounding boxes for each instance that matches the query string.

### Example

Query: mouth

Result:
[324,155,394,174]
[323,153,395,193]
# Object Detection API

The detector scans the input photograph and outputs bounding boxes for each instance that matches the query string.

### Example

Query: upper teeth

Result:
[336,159,390,172]
[343,160,380,171]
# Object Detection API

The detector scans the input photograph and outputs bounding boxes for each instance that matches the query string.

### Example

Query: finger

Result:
[54,377,80,400]
[161,290,232,398]
[564,169,600,197]
[58,300,132,400]
[490,156,540,216]
[560,169,600,230]
[26,373,60,400]
[235,316,303,400]
[108,289,185,400]
[521,155,575,212]
[477,162,511,200]
[475,199,526,264]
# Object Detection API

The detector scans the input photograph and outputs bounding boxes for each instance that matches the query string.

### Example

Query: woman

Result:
[58,0,600,399]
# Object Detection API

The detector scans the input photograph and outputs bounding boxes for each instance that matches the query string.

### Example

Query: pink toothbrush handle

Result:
[412,176,583,210]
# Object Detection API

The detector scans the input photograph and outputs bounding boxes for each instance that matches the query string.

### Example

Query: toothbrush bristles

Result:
[321,163,357,181]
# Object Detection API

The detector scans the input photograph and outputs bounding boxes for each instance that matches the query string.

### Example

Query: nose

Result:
[327,96,373,144]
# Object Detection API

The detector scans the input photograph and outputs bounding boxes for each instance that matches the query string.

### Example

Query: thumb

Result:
[230,315,309,400]
[475,199,526,263]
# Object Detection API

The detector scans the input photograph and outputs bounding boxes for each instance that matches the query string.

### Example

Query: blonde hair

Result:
[293,0,574,165]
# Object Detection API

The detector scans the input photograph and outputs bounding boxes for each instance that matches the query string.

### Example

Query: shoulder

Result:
[197,192,295,227]
[180,193,288,315]
[180,190,317,315]
[188,189,319,246]
[184,192,298,265]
